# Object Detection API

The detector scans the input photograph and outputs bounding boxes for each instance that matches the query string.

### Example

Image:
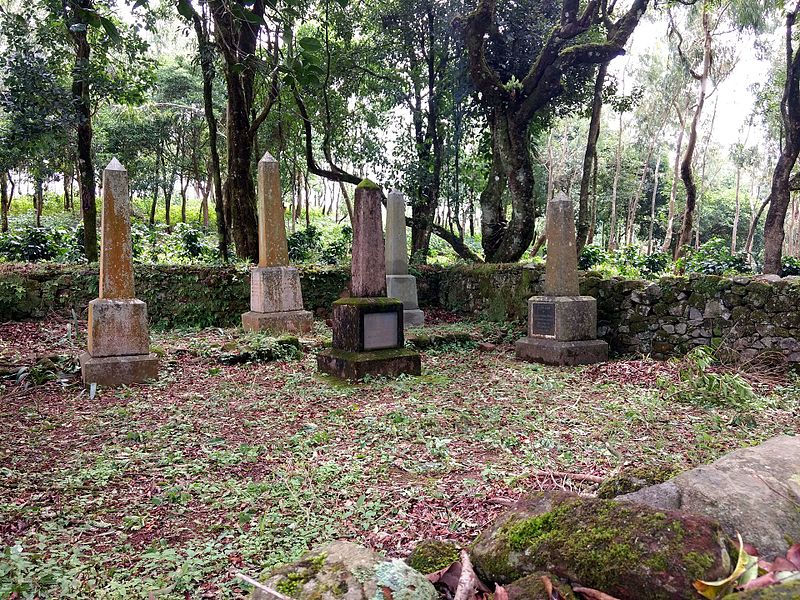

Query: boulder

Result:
[254,541,437,600]
[621,436,800,559]
[504,573,576,600]
[470,491,732,600]
[723,580,800,599]
[406,539,460,574]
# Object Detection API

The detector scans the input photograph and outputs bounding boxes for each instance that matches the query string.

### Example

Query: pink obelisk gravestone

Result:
[80,159,159,385]
[317,179,420,380]
[241,152,313,334]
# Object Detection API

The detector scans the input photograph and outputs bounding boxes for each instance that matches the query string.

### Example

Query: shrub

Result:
[782,256,800,275]
[578,245,608,270]
[681,238,751,276]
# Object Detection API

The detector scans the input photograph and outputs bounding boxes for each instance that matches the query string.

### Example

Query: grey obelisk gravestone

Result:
[515,192,608,365]
[317,179,421,380]
[242,152,313,334]
[385,191,424,327]
[80,159,159,385]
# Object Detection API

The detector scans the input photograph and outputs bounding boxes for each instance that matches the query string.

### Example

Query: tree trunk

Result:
[674,8,712,260]
[648,157,660,254]
[481,109,536,262]
[608,111,623,251]
[68,3,98,263]
[0,171,9,233]
[588,150,599,245]
[34,177,43,227]
[732,166,742,253]
[662,112,686,253]
[578,61,609,252]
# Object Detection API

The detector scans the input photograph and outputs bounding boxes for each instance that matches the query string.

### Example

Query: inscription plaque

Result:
[363,312,399,350]
[532,302,555,337]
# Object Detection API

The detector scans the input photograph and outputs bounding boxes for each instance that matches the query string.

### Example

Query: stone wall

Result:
[3,262,800,363]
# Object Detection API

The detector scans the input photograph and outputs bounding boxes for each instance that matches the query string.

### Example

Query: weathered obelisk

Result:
[80,159,159,385]
[515,192,608,365]
[317,180,421,380]
[242,152,313,334]
[385,190,424,327]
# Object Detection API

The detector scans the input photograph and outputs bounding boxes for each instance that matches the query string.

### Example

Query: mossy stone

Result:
[723,581,800,599]
[596,464,680,499]
[356,178,381,190]
[505,573,577,600]
[470,491,731,600]
[406,540,460,574]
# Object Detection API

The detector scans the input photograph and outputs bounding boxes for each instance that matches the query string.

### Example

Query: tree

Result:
[457,0,648,262]
[763,5,800,274]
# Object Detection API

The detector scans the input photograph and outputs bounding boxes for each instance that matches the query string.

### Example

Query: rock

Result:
[406,539,460,574]
[620,436,800,559]
[256,541,437,600]
[478,342,497,353]
[596,464,680,499]
[470,491,731,600]
[504,573,576,600]
[723,581,800,599]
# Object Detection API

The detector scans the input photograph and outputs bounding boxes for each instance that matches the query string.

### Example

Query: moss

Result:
[406,540,460,574]
[725,581,800,599]
[323,348,419,362]
[333,297,402,308]
[596,464,679,499]
[356,178,380,190]
[684,551,716,580]
[272,551,328,598]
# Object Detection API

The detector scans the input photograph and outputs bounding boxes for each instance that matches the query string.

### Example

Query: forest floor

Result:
[1,314,798,599]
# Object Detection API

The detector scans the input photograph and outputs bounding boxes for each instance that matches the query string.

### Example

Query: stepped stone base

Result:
[403,309,425,327]
[241,310,313,335]
[515,337,608,366]
[80,352,159,386]
[317,347,421,380]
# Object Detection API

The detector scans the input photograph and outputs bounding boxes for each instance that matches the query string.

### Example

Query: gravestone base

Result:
[241,310,313,335]
[80,352,159,386]
[515,338,608,366]
[526,296,597,340]
[386,275,424,328]
[403,309,425,327]
[317,348,421,380]
[249,266,305,313]
[88,298,150,357]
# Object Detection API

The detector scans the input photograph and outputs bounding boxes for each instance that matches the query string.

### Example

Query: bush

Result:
[681,238,751,276]
[578,245,672,279]
[0,221,85,263]
[288,224,323,262]
[578,245,608,270]
[782,256,800,275]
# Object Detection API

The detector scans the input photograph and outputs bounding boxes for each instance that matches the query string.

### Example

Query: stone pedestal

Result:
[317,296,421,379]
[80,352,159,386]
[516,296,608,366]
[386,275,424,327]
[242,266,313,334]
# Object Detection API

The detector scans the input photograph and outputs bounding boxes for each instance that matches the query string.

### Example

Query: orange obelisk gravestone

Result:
[80,159,159,385]
[241,152,313,334]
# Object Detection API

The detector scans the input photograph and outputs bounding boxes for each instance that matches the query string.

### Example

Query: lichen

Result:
[356,178,381,190]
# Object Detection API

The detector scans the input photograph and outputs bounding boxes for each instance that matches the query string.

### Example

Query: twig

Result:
[573,587,621,600]
[530,470,604,484]
[236,573,292,600]
[453,551,478,600]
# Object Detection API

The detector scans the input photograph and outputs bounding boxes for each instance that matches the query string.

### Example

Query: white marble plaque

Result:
[363,312,399,350]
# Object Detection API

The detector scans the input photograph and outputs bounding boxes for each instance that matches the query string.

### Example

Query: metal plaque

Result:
[531,302,556,337]
[363,312,399,350]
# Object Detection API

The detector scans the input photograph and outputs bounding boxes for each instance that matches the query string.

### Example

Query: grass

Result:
[1,316,797,598]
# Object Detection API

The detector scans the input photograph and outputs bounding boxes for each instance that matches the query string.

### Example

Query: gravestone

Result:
[515,192,608,365]
[80,159,159,385]
[317,180,421,380]
[385,190,424,327]
[242,152,313,334]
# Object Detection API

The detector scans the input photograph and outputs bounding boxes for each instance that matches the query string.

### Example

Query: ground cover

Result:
[1,316,797,598]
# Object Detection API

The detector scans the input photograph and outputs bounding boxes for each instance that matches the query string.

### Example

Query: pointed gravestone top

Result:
[385,190,409,276]
[351,179,386,297]
[257,152,289,267]
[543,192,580,297]
[99,159,135,299]
[106,157,126,172]
[259,151,278,165]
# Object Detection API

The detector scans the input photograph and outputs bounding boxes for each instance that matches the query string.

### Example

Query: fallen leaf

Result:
[572,586,621,600]
[693,533,750,599]
[494,584,509,600]
[787,543,800,570]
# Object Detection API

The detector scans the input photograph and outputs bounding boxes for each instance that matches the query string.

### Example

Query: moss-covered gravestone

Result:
[242,152,313,334]
[79,159,159,385]
[515,192,608,365]
[317,180,421,380]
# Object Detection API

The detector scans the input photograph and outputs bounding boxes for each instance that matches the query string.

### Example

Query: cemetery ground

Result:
[1,314,799,599]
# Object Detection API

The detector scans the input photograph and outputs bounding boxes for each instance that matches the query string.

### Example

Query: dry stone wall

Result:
[3,263,800,363]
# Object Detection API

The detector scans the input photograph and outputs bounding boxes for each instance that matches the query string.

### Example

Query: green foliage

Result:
[288,223,352,265]
[579,245,672,279]
[781,257,800,276]
[660,346,765,411]
[0,219,84,263]
[681,238,751,276]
